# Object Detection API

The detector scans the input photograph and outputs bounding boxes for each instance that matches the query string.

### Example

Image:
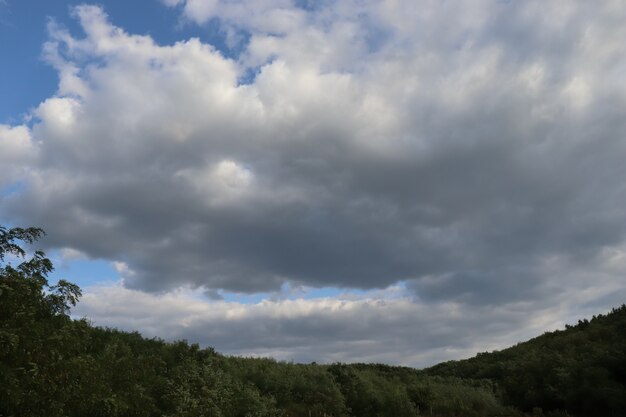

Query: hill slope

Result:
[426,305,626,416]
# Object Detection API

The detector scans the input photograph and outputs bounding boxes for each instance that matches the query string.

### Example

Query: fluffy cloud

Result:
[0,124,36,190]
[74,262,626,366]
[74,282,573,367]
[2,1,626,363]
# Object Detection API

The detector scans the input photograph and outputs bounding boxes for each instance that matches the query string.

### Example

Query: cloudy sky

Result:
[2,0,626,367]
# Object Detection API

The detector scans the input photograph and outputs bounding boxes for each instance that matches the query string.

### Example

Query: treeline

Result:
[1,318,511,417]
[2,225,625,417]
[0,226,512,417]
[426,305,626,417]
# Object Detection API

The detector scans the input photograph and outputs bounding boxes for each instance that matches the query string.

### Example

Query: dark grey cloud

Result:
[2,1,626,314]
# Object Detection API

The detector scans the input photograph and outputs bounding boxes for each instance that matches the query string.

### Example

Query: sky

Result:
[1,0,626,367]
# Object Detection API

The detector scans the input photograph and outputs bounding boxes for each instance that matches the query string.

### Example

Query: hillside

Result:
[426,305,626,416]
[2,225,625,417]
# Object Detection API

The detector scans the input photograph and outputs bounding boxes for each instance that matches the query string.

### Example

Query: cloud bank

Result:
[2,1,626,365]
[74,282,599,367]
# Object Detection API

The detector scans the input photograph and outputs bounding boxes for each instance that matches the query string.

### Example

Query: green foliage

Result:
[327,364,510,417]
[224,357,349,417]
[1,224,624,417]
[0,226,87,416]
[426,305,626,417]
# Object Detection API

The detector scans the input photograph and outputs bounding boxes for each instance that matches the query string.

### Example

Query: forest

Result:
[1,225,625,417]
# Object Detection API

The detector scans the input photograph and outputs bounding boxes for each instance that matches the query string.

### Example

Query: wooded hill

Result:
[1,225,625,417]
[426,304,626,417]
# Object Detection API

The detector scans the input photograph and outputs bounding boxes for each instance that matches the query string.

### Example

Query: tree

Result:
[0,225,81,318]
[0,225,83,416]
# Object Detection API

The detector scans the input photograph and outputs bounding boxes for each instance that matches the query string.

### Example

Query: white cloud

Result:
[75,282,575,367]
[35,97,81,136]
[113,261,136,279]
[59,247,87,262]
[0,124,35,161]
[0,124,36,189]
[178,159,254,206]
